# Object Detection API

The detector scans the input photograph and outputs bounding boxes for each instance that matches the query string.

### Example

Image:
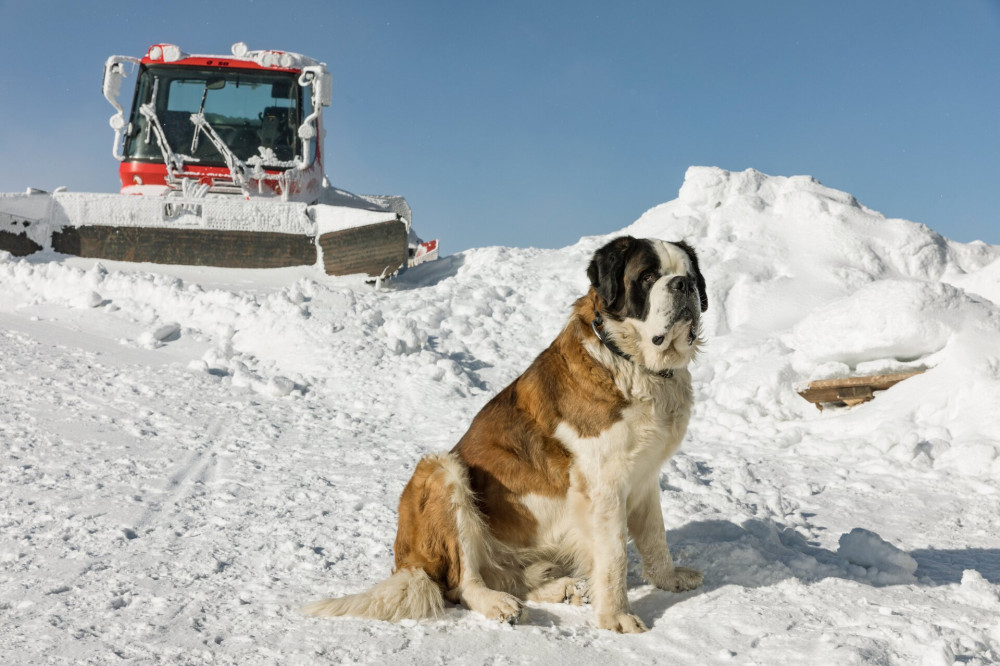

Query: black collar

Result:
[591,312,674,379]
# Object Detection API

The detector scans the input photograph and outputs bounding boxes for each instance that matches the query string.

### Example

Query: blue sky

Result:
[1,1,998,253]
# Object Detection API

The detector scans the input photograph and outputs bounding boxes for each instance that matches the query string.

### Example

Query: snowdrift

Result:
[625,167,1000,479]
[2,167,999,664]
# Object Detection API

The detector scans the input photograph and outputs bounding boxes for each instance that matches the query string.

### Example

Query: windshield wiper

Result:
[138,77,189,180]
[190,84,210,154]
[188,110,253,192]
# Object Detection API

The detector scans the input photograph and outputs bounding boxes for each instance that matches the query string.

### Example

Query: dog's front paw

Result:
[651,566,703,592]
[597,612,648,634]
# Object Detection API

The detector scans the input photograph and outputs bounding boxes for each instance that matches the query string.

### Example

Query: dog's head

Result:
[587,236,707,373]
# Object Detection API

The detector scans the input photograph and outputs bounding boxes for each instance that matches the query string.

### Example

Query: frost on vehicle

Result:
[1,42,439,277]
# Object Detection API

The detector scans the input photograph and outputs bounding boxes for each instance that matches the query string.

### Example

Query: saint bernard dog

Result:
[304,235,708,633]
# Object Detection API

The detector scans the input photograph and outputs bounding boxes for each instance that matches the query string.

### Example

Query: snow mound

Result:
[784,279,964,367]
[837,528,918,584]
[621,167,1000,479]
[627,167,997,339]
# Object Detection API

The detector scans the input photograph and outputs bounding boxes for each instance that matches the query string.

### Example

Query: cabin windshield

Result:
[124,65,308,166]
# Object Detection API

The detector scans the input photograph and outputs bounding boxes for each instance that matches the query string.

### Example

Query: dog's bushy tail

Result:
[301,567,444,622]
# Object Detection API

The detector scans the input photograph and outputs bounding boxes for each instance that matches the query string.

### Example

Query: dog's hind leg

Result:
[441,454,524,623]
[459,581,524,623]
[396,453,524,624]
[523,561,589,605]
[527,577,589,605]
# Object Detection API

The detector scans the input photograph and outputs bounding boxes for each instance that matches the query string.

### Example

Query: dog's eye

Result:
[641,271,658,286]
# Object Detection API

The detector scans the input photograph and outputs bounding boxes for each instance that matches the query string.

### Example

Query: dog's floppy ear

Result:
[675,240,708,313]
[587,236,636,313]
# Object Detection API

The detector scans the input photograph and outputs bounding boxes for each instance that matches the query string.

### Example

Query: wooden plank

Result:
[803,370,925,391]
[318,219,408,277]
[51,225,317,269]
[798,370,925,409]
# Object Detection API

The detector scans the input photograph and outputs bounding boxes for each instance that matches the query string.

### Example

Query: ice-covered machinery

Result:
[0,42,438,277]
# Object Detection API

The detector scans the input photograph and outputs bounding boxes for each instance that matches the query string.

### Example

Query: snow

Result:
[836,528,918,584]
[2,166,1000,664]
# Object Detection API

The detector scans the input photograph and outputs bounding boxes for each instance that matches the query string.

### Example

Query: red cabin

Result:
[103,42,332,203]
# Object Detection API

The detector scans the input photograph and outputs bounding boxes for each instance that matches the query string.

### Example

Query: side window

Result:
[124,70,157,159]
[297,82,315,165]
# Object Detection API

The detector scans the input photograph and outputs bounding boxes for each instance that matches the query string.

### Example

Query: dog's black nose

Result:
[669,275,694,294]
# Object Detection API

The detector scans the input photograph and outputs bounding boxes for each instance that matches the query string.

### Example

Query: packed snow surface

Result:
[2,167,1000,664]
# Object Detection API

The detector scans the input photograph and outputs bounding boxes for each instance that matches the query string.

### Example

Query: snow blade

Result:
[0,190,412,278]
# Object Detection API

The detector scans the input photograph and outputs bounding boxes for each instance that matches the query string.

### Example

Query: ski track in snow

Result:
[2,167,1000,664]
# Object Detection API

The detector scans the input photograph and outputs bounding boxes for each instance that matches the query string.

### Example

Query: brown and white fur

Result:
[303,235,709,633]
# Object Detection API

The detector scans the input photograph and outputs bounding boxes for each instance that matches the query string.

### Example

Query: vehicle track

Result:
[128,415,231,537]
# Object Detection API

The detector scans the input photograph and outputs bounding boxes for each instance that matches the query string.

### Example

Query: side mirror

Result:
[300,65,332,107]
[316,70,333,107]
[295,65,332,169]
[102,56,139,161]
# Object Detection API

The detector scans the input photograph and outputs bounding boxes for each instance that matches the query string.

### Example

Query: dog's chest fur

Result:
[522,363,692,557]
